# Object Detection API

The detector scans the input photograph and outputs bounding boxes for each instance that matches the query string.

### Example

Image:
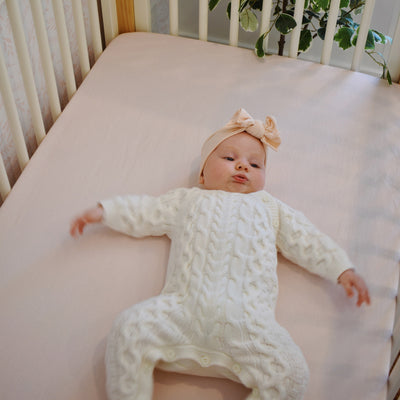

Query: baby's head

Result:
[199,109,281,194]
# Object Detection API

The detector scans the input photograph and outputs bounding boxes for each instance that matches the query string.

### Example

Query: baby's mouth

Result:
[233,174,248,184]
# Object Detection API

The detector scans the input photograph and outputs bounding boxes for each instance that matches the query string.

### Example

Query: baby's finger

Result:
[343,281,354,298]
[356,286,371,307]
[354,278,371,306]
[357,291,367,306]
[78,220,85,234]
[70,220,79,237]
[70,218,84,237]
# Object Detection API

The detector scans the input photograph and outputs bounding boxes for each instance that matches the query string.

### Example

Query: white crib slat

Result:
[101,0,118,44]
[0,46,29,170]
[351,0,376,71]
[133,0,152,32]
[169,0,179,36]
[30,0,61,123]
[0,153,11,201]
[199,0,208,41]
[71,0,90,79]
[260,0,273,53]
[260,0,272,33]
[388,13,400,83]
[320,0,340,65]
[6,0,46,144]
[87,0,103,61]
[229,0,240,47]
[52,0,77,99]
[289,0,305,58]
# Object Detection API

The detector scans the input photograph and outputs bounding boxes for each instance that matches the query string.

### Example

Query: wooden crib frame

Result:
[0,0,399,398]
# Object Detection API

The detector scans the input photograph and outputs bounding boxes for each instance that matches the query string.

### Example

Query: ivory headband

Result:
[199,108,281,177]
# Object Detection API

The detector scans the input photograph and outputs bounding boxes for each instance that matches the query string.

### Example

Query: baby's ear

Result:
[199,174,204,185]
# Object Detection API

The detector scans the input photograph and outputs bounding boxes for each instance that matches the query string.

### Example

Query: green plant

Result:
[209,0,392,84]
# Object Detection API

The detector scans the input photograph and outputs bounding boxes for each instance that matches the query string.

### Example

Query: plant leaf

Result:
[350,0,363,7]
[319,12,328,28]
[354,6,364,15]
[209,0,221,11]
[338,11,356,28]
[240,0,250,12]
[302,14,311,24]
[240,9,259,32]
[334,26,354,50]
[339,17,356,29]
[351,26,359,46]
[340,0,350,7]
[292,0,310,7]
[311,1,321,12]
[249,0,263,10]
[351,27,374,49]
[317,27,326,40]
[353,30,375,50]
[305,10,320,19]
[314,0,330,11]
[365,29,375,50]
[255,34,266,57]
[275,13,297,35]
[273,4,282,15]
[387,69,392,85]
[351,32,358,46]
[299,29,312,52]
[371,29,388,44]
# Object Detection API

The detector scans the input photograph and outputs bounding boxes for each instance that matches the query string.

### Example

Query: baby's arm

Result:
[275,199,370,306]
[70,205,104,237]
[70,188,188,239]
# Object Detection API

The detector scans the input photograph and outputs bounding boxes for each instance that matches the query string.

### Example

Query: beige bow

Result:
[227,108,281,151]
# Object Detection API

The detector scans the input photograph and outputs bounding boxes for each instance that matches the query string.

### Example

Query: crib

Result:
[0,1,400,399]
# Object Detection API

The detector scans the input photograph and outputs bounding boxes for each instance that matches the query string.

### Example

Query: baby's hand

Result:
[70,205,104,237]
[338,269,371,307]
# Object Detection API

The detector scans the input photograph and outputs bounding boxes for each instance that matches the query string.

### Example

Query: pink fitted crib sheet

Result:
[0,33,399,400]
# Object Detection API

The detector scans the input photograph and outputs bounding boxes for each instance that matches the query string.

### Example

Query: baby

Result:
[70,109,370,400]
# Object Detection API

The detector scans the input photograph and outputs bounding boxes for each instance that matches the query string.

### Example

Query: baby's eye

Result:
[251,163,260,168]
[224,156,234,161]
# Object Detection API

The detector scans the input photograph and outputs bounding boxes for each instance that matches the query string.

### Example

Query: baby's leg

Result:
[228,321,309,400]
[105,294,185,400]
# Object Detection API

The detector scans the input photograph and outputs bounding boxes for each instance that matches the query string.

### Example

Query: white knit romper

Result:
[101,188,352,400]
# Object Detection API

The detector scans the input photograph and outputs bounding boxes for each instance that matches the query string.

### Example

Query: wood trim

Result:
[116,0,135,33]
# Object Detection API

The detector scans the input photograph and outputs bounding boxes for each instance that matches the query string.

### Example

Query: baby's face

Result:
[200,133,266,194]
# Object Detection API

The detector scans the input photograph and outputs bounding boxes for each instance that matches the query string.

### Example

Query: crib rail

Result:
[0,0,399,398]
[120,0,400,81]
[1,5,399,196]
[0,0,103,200]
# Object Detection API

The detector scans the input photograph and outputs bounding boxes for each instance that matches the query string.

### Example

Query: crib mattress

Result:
[0,33,399,400]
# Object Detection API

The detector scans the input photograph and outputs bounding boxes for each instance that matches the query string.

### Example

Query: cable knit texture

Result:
[100,188,353,400]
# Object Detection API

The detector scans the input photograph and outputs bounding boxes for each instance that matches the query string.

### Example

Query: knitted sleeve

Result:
[275,199,354,282]
[99,188,188,238]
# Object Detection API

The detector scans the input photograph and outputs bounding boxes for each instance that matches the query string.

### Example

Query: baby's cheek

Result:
[254,171,266,189]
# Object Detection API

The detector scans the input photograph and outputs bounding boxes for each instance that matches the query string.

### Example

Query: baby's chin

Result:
[227,186,263,194]
[199,183,264,194]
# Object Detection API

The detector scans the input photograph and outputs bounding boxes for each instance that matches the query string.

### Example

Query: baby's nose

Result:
[236,161,249,171]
